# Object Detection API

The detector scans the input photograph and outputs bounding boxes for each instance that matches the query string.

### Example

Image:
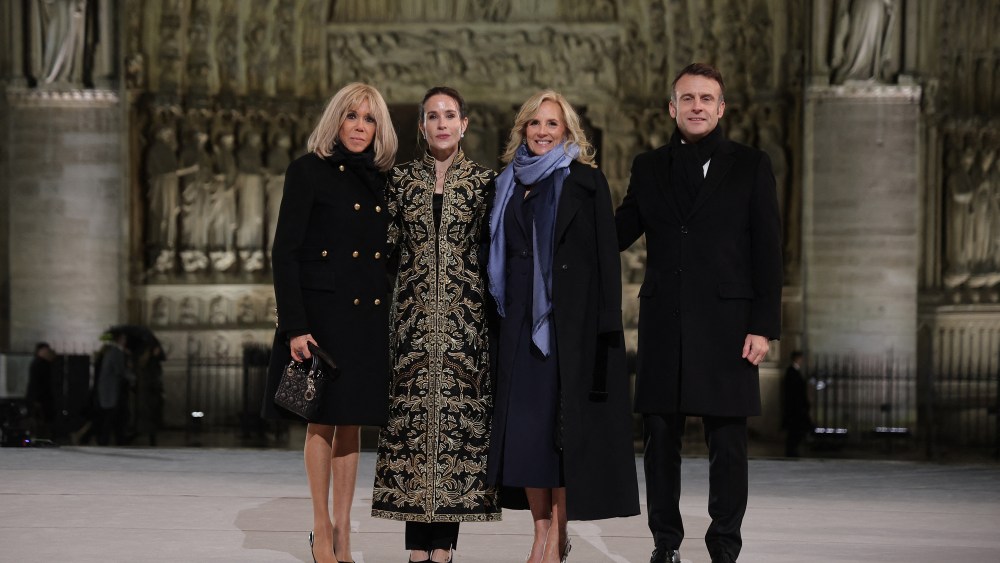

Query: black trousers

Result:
[643,414,748,561]
[405,521,460,551]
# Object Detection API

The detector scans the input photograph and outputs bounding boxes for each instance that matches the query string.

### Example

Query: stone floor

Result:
[2,447,999,563]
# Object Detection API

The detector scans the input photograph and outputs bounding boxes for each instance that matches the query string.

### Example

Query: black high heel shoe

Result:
[309,531,317,563]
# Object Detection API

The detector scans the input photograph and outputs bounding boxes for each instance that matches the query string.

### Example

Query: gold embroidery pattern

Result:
[372,150,500,522]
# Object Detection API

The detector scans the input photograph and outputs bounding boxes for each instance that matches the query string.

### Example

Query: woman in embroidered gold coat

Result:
[372,87,499,563]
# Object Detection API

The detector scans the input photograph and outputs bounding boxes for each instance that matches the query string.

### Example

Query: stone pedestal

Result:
[802,85,921,357]
[1,89,124,353]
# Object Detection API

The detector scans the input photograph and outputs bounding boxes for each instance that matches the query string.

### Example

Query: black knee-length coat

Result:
[490,160,640,521]
[263,151,391,426]
[615,136,783,417]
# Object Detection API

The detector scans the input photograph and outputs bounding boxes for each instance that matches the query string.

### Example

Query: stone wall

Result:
[3,90,124,352]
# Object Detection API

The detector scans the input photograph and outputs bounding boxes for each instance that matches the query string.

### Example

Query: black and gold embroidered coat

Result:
[372,150,501,523]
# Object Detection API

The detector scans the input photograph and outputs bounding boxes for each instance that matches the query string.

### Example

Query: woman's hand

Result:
[289,334,318,362]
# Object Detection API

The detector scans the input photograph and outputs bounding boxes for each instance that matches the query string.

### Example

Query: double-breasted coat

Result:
[489,160,640,521]
[615,137,783,417]
[263,151,391,426]
[371,150,501,522]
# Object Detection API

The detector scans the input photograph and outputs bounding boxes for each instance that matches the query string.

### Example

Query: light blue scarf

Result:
[489,142,579,357]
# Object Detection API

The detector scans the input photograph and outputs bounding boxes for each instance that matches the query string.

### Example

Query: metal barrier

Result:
[809,351,918,454]
[808,350,999,459]
[184,343,278,446]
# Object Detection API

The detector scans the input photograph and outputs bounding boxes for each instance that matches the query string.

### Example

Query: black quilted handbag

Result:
[273,343,338,420]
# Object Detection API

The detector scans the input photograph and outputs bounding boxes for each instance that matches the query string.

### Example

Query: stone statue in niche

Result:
[146,119,182,273]
[829,0,899,84]
[179,119,213,273]
[208,120,239,272]
[237,122,267,273]
[968,145,996,284]
[943,141,976,288]
[34,0,88,86]
[265,123,293,259]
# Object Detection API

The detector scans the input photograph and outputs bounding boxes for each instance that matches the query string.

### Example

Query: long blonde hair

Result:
[307,82,398,172]
[501,89,596,167]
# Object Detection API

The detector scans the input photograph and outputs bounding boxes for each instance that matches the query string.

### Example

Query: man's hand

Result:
[742,334,769,366]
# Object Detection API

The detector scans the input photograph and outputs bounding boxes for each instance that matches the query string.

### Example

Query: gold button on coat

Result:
[338,165,345,171]
[352,251,359,258]
[374,252,381,259]
[375,205,382,213]
[353,298,360,305]
[374,299,381,305]
[321,250,328,257]
[354,203,361,210]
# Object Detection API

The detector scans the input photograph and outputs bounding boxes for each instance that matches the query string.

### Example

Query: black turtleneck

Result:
[327,144,385,200]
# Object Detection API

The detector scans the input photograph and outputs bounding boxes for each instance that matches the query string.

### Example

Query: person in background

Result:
[96,330,134,446]
[26,342,57,438]
[782,350,813,457]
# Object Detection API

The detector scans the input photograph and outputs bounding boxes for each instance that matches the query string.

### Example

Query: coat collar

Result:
[653,139,737,221]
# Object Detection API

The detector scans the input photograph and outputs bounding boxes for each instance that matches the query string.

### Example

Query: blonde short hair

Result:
[307,82,398,172]
[501,89,596,167]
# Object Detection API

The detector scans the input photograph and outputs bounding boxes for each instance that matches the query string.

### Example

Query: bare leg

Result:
[526,488,553,563]
[331,425,361,561]
[305,423,336,563]
[544,488,569,562]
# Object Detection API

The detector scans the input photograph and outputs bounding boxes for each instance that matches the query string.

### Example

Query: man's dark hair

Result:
[34,342,51,354]
[671,62,726,102]
[790,350,804,363]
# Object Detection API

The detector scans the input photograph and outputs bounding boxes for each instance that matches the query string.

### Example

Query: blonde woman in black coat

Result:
[487,90,639,563]
[265,82,397,563]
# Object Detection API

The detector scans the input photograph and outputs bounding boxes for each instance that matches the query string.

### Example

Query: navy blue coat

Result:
[492,160,640,521]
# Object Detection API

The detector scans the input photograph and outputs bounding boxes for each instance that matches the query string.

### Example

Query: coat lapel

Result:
[554,176,581,244]
[652,145,683,222]
[687,140,736,219]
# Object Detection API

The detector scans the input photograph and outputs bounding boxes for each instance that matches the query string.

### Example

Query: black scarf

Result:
[327,144,385,202]
[668,125,723,215]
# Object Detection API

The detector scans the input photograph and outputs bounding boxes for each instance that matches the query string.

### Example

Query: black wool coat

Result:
[616,135,782,417]
[495,161,640,521]
[263,152,391,426]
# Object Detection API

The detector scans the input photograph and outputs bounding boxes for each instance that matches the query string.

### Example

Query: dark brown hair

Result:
[419,86,468,122]
[671,62,726,102]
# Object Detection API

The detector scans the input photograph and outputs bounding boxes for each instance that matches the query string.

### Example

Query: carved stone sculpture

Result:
[146,121,181,273]
[830,0,899,84]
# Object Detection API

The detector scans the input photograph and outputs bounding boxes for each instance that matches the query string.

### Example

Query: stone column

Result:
[2,90,124,352]
[802,84,921,357]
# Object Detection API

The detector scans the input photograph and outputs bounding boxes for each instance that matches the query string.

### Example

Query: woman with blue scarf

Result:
[487,91,639,563]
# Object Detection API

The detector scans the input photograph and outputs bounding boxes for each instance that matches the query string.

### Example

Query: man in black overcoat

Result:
[615,63,783,563]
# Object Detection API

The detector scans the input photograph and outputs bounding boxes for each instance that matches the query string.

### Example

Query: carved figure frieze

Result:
[139,285,277,330]
[326,25,622,101]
